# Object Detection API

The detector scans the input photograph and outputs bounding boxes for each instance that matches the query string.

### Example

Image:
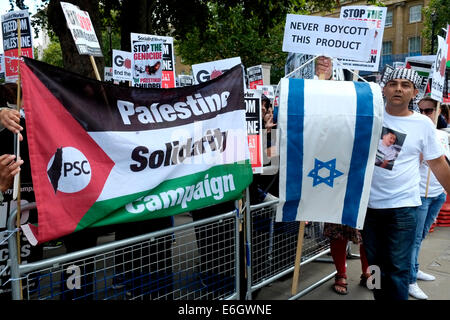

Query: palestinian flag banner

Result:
[20,58,252,245]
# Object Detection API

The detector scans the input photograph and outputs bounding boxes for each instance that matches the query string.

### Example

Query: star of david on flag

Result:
[276,78,384,229]
[308,158,343,187]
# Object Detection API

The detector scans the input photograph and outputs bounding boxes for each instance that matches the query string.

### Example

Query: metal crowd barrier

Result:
[6,203,240,300]
[5,196,334,300]
[245,198,335,300]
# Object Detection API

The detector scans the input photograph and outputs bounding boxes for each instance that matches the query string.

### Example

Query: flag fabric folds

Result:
[20,58,252,245]
[276,78,383,229]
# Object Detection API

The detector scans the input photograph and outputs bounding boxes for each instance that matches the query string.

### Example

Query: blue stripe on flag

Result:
[341,82,374,227]
[282,79,304,221]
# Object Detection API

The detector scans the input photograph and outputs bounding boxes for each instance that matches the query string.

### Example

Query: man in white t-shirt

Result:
[362,68,450,300]
[408,96,450,300]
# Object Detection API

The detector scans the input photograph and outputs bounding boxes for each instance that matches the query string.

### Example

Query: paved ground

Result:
[253,226,450,300]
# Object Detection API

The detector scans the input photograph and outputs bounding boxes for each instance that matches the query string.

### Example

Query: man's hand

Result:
[315,56,333,80]
[0,108,23,141]
[0,154,23,192]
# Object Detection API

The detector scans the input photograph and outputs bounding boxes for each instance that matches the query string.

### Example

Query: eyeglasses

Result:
[419,108,435,115]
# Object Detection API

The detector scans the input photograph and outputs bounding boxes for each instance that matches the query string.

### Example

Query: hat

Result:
[387,68,421,88]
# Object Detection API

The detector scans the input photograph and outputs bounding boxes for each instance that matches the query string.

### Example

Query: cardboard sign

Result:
[247,65,263,89]
[282,14,373,61]
[178,74,194,87]
[60,2,102,57]
[112,49,133,82]
[130,33,176,88]
[338,6,387,71]
[192,57,242,84]
[0,54,4,80]
[104,66,113,82]
[131,38,163,88]
[1,10,34,83]
[431,36,448,102]
[244,89,263,174]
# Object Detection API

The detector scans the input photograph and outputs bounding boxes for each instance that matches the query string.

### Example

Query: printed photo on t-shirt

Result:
[375,127,406,170]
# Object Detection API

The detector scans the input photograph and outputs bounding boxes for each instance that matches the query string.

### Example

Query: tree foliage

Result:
[422,0,450,54]
[8,0,385,80]
[41,37,63,68]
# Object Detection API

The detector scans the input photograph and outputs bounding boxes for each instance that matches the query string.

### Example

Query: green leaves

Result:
[422,0,450,54]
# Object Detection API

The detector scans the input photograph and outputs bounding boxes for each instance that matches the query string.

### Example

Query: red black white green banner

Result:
[20,58,252,245]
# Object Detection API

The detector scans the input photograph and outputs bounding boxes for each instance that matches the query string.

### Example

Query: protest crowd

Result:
[0,2,450,303]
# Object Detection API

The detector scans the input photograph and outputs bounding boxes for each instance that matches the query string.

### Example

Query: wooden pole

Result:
[291,221,306,295]
[89,55,101,81]
[13,18,23,300]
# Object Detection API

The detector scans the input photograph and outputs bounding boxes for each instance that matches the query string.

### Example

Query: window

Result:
[408,37,421,54]
[409,5,422,23]
[385,10,393,27]
[382,41,393,55]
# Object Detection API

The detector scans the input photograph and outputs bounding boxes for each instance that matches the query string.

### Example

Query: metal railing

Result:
[6,204,240,300]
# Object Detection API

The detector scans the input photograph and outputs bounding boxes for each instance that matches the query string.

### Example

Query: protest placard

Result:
[131,35,163,88]
[282,14,373,61]
[0,54,5,80]
[130,33,176,88]
[104,66,114,82]
[1,10,33,83]
[112,49,133,82]
[247,65,264,89]
[60,2,102,57]
[178,74,194,87]
[245,89,263,173]
[192,57,242,84]
[431,36,448,102]
[337,6,387,71]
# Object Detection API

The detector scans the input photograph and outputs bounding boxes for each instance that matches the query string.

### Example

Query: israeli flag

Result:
[276,79,383,229]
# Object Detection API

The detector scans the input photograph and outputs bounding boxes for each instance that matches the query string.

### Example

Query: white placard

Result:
[431,36,448,102]
[192,57,242,84]
[104,66,113,82]
[338,6,387,71]
[130,35,163,88]
[178,74,194,87]
[1,10,34,83]
[130,33,176,88]
[282,14,373,61]
[112,49,133,81]
[60,2,103,57]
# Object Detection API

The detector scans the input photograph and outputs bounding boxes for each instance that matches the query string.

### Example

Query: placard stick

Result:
[13,18,23,300]
[89,55,101,81]
[291,221,306,295]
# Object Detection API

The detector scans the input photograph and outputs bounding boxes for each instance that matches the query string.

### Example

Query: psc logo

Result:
[47,147,91,193]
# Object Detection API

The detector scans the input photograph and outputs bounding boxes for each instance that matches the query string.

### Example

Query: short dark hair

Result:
[418,96,438,109]
[383,128,397,139]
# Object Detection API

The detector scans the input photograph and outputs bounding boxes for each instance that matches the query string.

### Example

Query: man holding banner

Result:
[363,68,450,300]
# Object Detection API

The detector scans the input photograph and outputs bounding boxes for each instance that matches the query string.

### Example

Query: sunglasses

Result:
[419,108,435,115]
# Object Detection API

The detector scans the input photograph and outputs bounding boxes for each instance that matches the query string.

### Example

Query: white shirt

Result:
[369,111,444,209]
[419,129,450,197]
